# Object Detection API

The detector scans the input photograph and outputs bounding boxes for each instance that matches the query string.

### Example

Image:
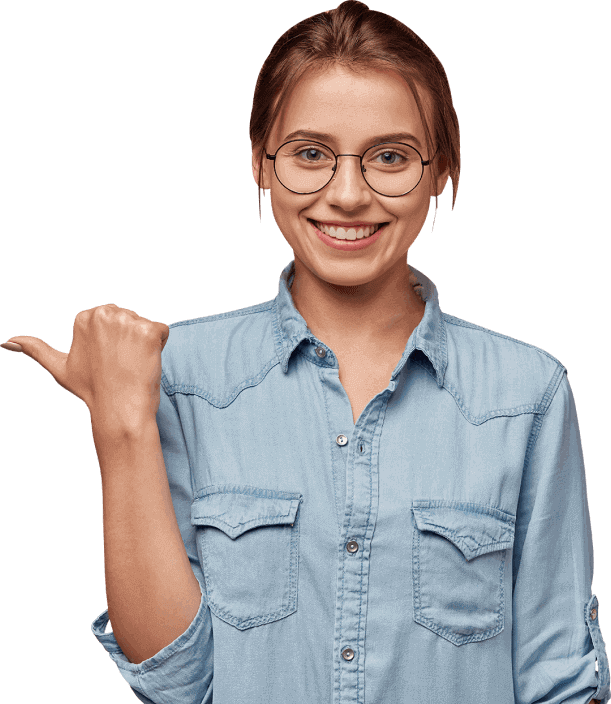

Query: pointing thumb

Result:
[1,336,69,390]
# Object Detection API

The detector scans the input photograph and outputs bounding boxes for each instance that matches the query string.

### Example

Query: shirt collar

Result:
[271,258,447,389]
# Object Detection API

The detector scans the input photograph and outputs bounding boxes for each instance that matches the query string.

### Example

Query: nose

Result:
[328,154,371,196]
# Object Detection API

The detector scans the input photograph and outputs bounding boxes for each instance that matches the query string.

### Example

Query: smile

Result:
[308,218,390,252]
[310,220,384,240]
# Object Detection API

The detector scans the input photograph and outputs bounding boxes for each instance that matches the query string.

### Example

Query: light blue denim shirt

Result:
[92,258,610,704]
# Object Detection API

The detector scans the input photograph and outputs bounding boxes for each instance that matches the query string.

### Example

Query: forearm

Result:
[92,415,201,665]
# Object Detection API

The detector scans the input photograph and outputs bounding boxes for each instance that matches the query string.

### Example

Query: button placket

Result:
[315,338,364,684]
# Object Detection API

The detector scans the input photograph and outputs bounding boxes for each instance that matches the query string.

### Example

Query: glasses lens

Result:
[274,141,425,196]
[361,143,423,196]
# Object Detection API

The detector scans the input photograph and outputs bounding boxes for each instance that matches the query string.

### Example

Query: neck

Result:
[289,256,426,353]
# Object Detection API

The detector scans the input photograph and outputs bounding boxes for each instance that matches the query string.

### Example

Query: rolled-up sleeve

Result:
[90,376,213,704]
[512,369,610,704]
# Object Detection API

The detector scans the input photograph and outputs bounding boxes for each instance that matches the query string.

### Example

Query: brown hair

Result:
[250,0,460,218]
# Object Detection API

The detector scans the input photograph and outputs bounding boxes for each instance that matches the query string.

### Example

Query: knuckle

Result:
[92,304,131,323]
[78,305,159,341]
[75,309,91,327]
[137,320,157,338]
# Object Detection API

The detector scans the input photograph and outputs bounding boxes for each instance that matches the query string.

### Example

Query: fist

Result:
[4,304,170,431]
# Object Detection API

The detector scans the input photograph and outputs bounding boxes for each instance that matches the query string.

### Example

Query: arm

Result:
[4,308,213,703]
[93,415,201,664]
[512,369,610,704]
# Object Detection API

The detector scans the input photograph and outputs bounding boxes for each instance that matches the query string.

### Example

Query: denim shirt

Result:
[92,258,610,704]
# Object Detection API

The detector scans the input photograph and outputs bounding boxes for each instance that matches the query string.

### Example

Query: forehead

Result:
[272,64,429,149]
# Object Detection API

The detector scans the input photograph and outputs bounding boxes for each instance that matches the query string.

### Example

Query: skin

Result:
[252,63,450,362]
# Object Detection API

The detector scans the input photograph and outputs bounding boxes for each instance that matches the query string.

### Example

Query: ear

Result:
[252,149,271,190]
[430,152,450,197]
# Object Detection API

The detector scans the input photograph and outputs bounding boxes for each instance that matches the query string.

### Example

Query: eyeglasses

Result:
[265,139,434,197]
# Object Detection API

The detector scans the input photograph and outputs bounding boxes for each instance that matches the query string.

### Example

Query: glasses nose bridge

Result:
[331,152,365,182]
[335,152,363,164]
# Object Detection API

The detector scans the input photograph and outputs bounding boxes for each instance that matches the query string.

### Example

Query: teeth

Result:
[315,221,381,240]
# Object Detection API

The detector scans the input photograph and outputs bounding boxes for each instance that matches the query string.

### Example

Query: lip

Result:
[315,221,380,227]
[308,219,388,251]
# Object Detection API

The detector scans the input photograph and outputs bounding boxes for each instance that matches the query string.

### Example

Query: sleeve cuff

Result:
[91,582,209,672]
[586,594,611,704]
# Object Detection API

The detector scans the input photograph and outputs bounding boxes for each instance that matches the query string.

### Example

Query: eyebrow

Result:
[282,129,423,150]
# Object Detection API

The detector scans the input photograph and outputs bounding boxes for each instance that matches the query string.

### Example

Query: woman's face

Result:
[253,64,449,288]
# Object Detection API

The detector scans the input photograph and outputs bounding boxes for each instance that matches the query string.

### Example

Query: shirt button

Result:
[346,540,359,553]
[591,607,598,620]
[336,434,348,446]
[315,346,326,358]
[342,647,355,661]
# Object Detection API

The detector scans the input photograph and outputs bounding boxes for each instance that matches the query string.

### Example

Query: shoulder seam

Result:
[168,299,275,329]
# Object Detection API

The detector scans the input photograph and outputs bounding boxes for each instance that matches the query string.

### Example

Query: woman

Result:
[2,2,608,703]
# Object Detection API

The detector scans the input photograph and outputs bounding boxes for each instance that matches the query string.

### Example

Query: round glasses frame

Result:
[265,139,434,197]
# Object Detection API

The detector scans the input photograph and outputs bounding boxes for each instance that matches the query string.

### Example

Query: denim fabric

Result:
[91,258,610,704]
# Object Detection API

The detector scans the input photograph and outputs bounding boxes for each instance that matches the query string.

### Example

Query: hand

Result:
[2,304,170,430]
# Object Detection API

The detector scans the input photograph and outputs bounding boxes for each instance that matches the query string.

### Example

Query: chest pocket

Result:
[191,484,303,630]
[411,500,515,646]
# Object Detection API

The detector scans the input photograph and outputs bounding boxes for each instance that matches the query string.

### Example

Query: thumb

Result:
[1,336,69,389]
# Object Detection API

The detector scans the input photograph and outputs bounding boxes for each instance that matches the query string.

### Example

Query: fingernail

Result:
[1,341,23,352]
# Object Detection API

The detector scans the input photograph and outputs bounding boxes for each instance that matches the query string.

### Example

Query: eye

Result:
[296,148,326,162]
[364,143,419,170]
[279,141,335,167]
[374,150,404,165]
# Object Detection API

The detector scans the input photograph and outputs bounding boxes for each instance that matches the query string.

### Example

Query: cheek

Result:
[271,186,312,226]
[270,189,303,241]
[408,178,434,216]
[394,193,429,222]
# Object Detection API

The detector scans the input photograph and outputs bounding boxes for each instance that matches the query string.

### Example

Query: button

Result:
[336,434,348,446]
[342,647,355,661]
[346,540,359,553]
[315,346,326,358]
[591,607,598,620]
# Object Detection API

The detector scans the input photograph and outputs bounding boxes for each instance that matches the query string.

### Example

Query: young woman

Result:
[2,2,608,703]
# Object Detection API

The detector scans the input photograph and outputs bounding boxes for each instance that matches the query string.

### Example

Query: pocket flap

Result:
[412,500,515,561]
[191,485,302,539]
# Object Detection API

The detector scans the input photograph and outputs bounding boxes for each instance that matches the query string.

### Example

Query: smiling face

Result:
[253,63,449,289]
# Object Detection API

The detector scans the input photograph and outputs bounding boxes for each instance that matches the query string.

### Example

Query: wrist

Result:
[89,407,158,443]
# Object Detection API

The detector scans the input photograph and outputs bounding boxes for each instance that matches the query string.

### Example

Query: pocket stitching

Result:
[192,486,303,630]
[412,506,513,646]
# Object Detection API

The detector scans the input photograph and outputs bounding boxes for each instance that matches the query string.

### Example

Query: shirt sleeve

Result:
[90,378,213,704]
[512,368,610,704]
